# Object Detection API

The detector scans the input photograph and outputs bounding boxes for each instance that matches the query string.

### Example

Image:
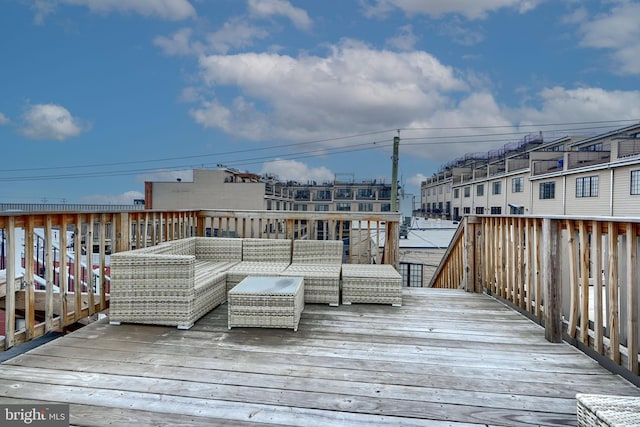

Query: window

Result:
[336,203,351,211]
[632,170,640,195]
[316,190,331,200]
[492,181,502,195]
[381,203,391,212]
[357,188,373,199]
[438,202,443,212]
[454,188,460,199]
[293,204,307,211]
[475,207,484,214]
[546,145,564,152]
[463,207,471,214]
[439,186,443,194]
[580,142,603,152]
[512,177,524,193]
[315,204,329,211]
[539,182,555,199]
[464,187,470,198]
[335,188,352,199]
[576,176,599,198]
[358,203,373,211]
[294,190,310,200]
[476,184,484,196]
[510,205,524,215]
[491,206,502,215]
[379,189,391,199]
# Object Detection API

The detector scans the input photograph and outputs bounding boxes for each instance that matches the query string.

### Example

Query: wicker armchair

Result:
[280,239,343,305]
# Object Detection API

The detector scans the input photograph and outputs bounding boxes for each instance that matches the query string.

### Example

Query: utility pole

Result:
[391,131,399,212]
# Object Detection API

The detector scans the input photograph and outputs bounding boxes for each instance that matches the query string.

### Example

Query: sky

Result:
[1,0,640,205]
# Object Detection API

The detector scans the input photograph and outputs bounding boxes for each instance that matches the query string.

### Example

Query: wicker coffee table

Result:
[227,276,304,331]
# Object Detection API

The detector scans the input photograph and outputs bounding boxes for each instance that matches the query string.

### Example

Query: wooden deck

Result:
[1,288,639,426]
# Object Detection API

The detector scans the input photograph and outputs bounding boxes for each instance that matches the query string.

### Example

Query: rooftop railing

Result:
[430,215,640,384]
[0,209,400,350]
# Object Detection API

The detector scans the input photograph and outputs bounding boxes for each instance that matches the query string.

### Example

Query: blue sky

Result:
[1,0,639,204]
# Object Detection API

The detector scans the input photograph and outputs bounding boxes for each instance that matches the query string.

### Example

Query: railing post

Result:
[543,218,563,343]
[4,216,16,349]
[114,212,130,253]
[464,216,481,292]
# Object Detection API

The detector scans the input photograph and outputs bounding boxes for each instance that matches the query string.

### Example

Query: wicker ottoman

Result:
[341,264,402,306]
[228,276,304,331]
[577,393,640,426]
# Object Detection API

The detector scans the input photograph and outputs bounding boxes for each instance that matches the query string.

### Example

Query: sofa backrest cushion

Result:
[196,237,243,261]
[242,238,291,263]
[292,240,344,264]
[167,237,196,256]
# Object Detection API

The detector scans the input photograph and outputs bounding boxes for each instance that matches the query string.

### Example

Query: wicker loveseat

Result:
[109,237,242,329]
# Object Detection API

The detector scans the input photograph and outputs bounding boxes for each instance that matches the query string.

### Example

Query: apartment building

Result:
[145,168,292,211]
[145,168,394,212]
[421,123,640,219]
[289,177,393,213]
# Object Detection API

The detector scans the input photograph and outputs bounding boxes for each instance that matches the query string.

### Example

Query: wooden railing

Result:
[430,215,640,382]
[0,209,400,350]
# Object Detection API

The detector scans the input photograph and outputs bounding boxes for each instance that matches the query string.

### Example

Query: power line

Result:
[1,119,637,182]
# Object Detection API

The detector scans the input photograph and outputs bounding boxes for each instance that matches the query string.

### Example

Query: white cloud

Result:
[260,159,334,183]
[438,18,485,46]
[515,86,640,126]
[363,0,542,20]
[33,0,196,23]
[20,103,90,141]
[407,173,427,187]
[386,25,418,51]
[0,112,10,125]
[32,0,57,25]
[154,28,204,56]
[206,17,270,54]
[192,41,467,142]
[576,2,640,75]
[79,190,145,205]
[155,19,269,56]
[248,0,312,30]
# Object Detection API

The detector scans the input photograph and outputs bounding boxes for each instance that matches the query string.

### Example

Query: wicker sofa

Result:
[280,239,343,306]
[109,237,242,329]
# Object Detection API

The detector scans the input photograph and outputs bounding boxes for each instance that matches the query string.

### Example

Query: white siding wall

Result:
[529,177,564,215]
[565,170,610,216]
[612,165,640,217]
[506,173,530,213]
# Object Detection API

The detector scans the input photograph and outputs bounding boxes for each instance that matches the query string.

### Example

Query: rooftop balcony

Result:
[1,209,638,425]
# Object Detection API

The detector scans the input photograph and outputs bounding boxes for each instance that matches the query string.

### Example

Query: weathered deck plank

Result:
[1,288,638,426]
